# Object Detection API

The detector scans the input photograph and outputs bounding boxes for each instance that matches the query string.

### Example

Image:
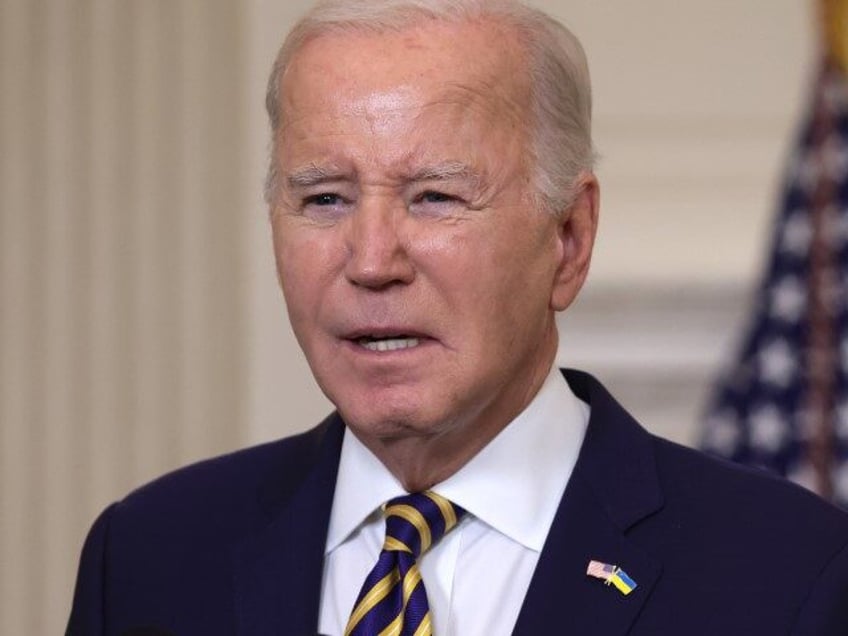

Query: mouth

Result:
[341,326,430,353]
[355,335,422,352]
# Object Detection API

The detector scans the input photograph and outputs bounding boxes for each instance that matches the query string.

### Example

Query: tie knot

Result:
[382,491,465,557]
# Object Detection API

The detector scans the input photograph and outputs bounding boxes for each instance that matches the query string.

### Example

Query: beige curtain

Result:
[0,1,245,631]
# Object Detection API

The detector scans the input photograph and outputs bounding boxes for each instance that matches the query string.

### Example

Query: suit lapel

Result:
[233,416,345,636]
[512,370,664,635]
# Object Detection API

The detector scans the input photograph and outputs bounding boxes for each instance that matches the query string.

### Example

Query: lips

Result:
[341,327,432,352]
[357,336,421,352]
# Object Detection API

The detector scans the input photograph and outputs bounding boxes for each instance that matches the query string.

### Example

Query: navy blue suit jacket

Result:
[68,370,848,635]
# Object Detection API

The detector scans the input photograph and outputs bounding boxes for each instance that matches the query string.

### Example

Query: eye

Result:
[417,190,455,204]
[408,189,466,219]
[298,191,351,224]
[304,192,342,206]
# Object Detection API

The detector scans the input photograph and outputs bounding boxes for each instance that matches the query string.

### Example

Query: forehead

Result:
[278,18,530,134]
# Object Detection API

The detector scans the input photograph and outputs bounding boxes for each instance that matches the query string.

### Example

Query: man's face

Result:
[271,19,595,459]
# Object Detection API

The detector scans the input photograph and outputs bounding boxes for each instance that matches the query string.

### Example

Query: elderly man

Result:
[69,1,848,634]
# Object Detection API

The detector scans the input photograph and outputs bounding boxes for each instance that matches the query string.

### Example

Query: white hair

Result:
[264,0,595,215]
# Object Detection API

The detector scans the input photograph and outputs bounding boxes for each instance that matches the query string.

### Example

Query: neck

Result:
[357,345,558,492]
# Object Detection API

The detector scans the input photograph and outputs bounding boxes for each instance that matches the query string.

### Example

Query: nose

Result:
[344,197,415,289]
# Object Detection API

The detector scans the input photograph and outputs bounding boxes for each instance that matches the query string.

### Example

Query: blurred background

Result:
[0,0,819,632]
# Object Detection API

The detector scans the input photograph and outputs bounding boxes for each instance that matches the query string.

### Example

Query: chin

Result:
[338,400,447,442]
[329,377,429,417]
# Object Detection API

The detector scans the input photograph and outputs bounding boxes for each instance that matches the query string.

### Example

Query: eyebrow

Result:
[409,162,481,185]
[285,161,482,189]
[286,165,349,189]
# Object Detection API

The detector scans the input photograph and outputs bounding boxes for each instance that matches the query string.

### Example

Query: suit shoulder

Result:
[113,415,342,524]
[634,435,848,632]
[68,416,343,631]
[567,368,848,539]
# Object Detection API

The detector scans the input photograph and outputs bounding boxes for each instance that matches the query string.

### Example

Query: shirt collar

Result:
[325,423,407,553]
[325,366,589,553]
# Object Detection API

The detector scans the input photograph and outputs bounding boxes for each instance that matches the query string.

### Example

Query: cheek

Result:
[423,216,552,296]
[411,227,491,311]
[273,224,339,317]
[459,223,557,332]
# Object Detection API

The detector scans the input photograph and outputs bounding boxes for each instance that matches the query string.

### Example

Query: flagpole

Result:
[821,0,848,71]
[805,0,843,500]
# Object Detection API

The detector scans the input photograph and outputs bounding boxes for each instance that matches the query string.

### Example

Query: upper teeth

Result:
[359,337,420,352]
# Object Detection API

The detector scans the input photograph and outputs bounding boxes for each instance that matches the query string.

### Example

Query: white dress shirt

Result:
[318,366,590,636]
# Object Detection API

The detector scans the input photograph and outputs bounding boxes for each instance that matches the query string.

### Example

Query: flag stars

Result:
[780,211,813,257]
[758,339,797,388]
[769,276,807,323]
[702,65,848,506]
[791,151,819,193]
[749,404,789,453]
[702,411,742,456]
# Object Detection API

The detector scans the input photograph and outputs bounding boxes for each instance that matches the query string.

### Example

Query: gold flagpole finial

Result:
[821,0,848,70]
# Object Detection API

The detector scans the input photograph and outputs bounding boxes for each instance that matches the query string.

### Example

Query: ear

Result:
[550,172,599,311]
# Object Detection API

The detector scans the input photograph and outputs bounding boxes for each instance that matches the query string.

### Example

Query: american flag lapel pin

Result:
[586,559,638,595]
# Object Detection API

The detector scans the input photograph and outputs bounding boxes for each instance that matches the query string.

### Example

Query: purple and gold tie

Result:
[344,491,466,636]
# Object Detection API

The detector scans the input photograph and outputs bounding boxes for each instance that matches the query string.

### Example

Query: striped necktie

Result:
[344,491,466,636]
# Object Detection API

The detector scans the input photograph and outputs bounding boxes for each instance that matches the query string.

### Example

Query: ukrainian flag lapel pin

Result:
[586,560,638,596]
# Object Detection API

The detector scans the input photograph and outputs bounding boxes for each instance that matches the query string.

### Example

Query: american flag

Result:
[700,51,848,509]
[586,560,615,581]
